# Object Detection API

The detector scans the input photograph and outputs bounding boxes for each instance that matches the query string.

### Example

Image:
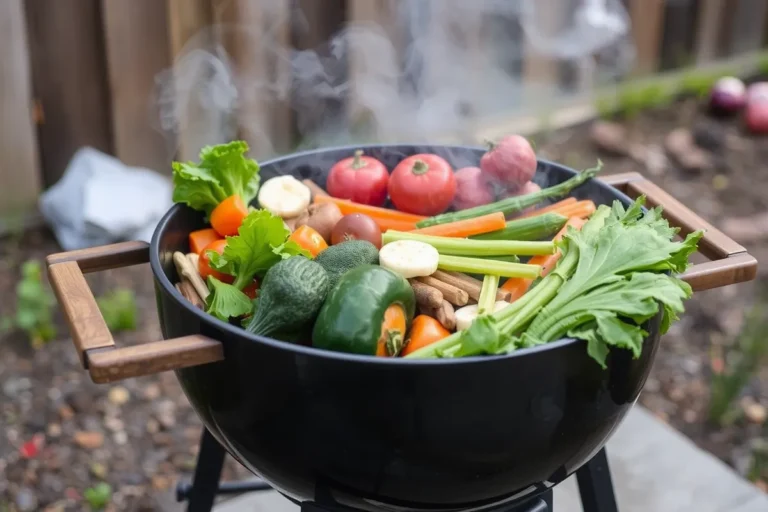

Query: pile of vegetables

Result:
[708,76,768,134]
[169,137,701,368]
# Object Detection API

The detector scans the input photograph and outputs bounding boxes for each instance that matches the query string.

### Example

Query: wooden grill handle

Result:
[600,173,757,292]
[46,241,224,384]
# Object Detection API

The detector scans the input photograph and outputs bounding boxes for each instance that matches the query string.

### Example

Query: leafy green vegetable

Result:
[172,141,260,216]
[209,209,310,290]
[3,260,56,348]
[406,196,703,367]
[97,289,137,332]
[205,276,252,322]
[83,482,112,510]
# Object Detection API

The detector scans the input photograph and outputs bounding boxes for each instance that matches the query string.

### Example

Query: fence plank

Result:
[728,0,768,55]
[521,0,567,96]
[695,0,727,64]
[0,0,42,215]
[629,0,666,75]
[660,0,699,71]
[102,0,172,173]
[166,0,216,161]
[212,0,294,157]
[24,0,113,187]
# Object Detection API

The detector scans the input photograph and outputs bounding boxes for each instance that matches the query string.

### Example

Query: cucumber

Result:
[470,213,567,241]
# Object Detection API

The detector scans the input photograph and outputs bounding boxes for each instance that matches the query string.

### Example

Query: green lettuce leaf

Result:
[172,141,260,215]
[209,209,310,290]
[205,276,253,321]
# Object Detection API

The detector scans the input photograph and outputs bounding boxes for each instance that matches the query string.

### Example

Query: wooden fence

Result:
[2,0,768,221]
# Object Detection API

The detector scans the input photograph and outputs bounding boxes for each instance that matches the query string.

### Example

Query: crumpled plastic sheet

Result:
[39,147,173,250]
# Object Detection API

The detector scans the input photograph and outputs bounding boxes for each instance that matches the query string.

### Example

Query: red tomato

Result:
[326,150,389,206]
[388,154,456,216]
[243,279,260,299]
[199,239,234,284]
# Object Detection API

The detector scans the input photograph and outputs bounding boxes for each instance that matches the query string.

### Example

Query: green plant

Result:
[2,260,56,348]
[83,482,112,510]
[678,71,720,99]
[709,293,768,425]
[615,83,672,118]
[758,53,768,77]
[96,288,138,332]
[595,93,618,119]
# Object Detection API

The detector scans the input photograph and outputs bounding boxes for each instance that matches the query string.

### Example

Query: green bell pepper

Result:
[312,265,416,356]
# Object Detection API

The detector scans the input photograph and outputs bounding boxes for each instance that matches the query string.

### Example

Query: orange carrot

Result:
[411,212,506,238]
[189,228,223,255]
[501,217,586,301]
[210,195,249,236]
[554,200,596,219]
[313,195,426,223]
[519,197,577,218]
[375,218,419,232]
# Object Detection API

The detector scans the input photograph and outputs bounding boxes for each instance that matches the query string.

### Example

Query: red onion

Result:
[480,135,537,189]
[709,76,746,115]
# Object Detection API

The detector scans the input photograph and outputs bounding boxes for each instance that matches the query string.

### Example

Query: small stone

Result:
[90,462,108,479]
[665,128,713,173]
[47,423,62,438]
[15,487,38,511]
[113,431,128,445]
[692,121,727,152]
[104,417,124,433]
[712,174,729,191]
[683,409,697,423]
[67,392,94,413]
[741,398,767,424]
[720,212,768,243]
[3,377,32,398]
[153,432,174,446]
[668,387,685,402]
[73,431,104,449]
[146,418,160,434]
[142,384,161,401]
[151,475,172,491]
[590,121,630,156]
[47,388,62,403]
[58,405,74,421]
[108,386,130,406]
[153,400,176,430]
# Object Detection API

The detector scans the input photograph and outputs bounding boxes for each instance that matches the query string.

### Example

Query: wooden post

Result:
[522,0,567,98]
[0,0,42,216]
[24,0,113,187]
[628,0,666,75]
[211,0,294,157]
[101,0,173,173]
[166,0,218,161]
[727,0,768,55]
[659,0,699,71]
[694,0,727,64]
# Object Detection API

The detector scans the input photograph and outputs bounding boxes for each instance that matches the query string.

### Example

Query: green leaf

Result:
[83,482,112,510]
[172,141,260,216]
[452,315,509,357]
[210,209,310,290]
[205,277,253,321]
[97,289,138,332]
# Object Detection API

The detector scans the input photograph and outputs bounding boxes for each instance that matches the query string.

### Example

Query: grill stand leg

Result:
[577,448,619,512]
[181,428,227,512]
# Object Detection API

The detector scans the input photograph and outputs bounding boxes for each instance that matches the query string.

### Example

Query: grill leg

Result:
[576,448,619,512]
[182,428,227,512]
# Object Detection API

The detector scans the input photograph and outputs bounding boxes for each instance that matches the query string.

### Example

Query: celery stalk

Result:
[382,231,555,256]
[437,255,541,279]
[477,275,500,315]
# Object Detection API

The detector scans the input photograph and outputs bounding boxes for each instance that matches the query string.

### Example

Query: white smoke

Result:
[153,0,632,161]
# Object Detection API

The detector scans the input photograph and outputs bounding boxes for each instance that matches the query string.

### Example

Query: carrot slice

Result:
[554,200,596,219]
[519,197,577,219]
[189,228,223,255]
[210,195,249,236]
[375,218,419,232]
[411,212,506,238]
[501,217,586,301]
[313,195,426,223]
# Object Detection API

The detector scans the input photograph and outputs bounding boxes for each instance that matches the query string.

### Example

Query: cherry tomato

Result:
[331,213,382,248]
[289,225,329,257]
[326,150,390,206]
[242,279,260,299]
[198,239,234,284]
[388,154,456,215]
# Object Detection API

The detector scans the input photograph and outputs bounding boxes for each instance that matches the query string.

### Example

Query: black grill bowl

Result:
[149,144,660,511]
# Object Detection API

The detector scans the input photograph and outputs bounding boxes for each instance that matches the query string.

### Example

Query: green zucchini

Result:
[470,212,567,241]
[244,256,329,339]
